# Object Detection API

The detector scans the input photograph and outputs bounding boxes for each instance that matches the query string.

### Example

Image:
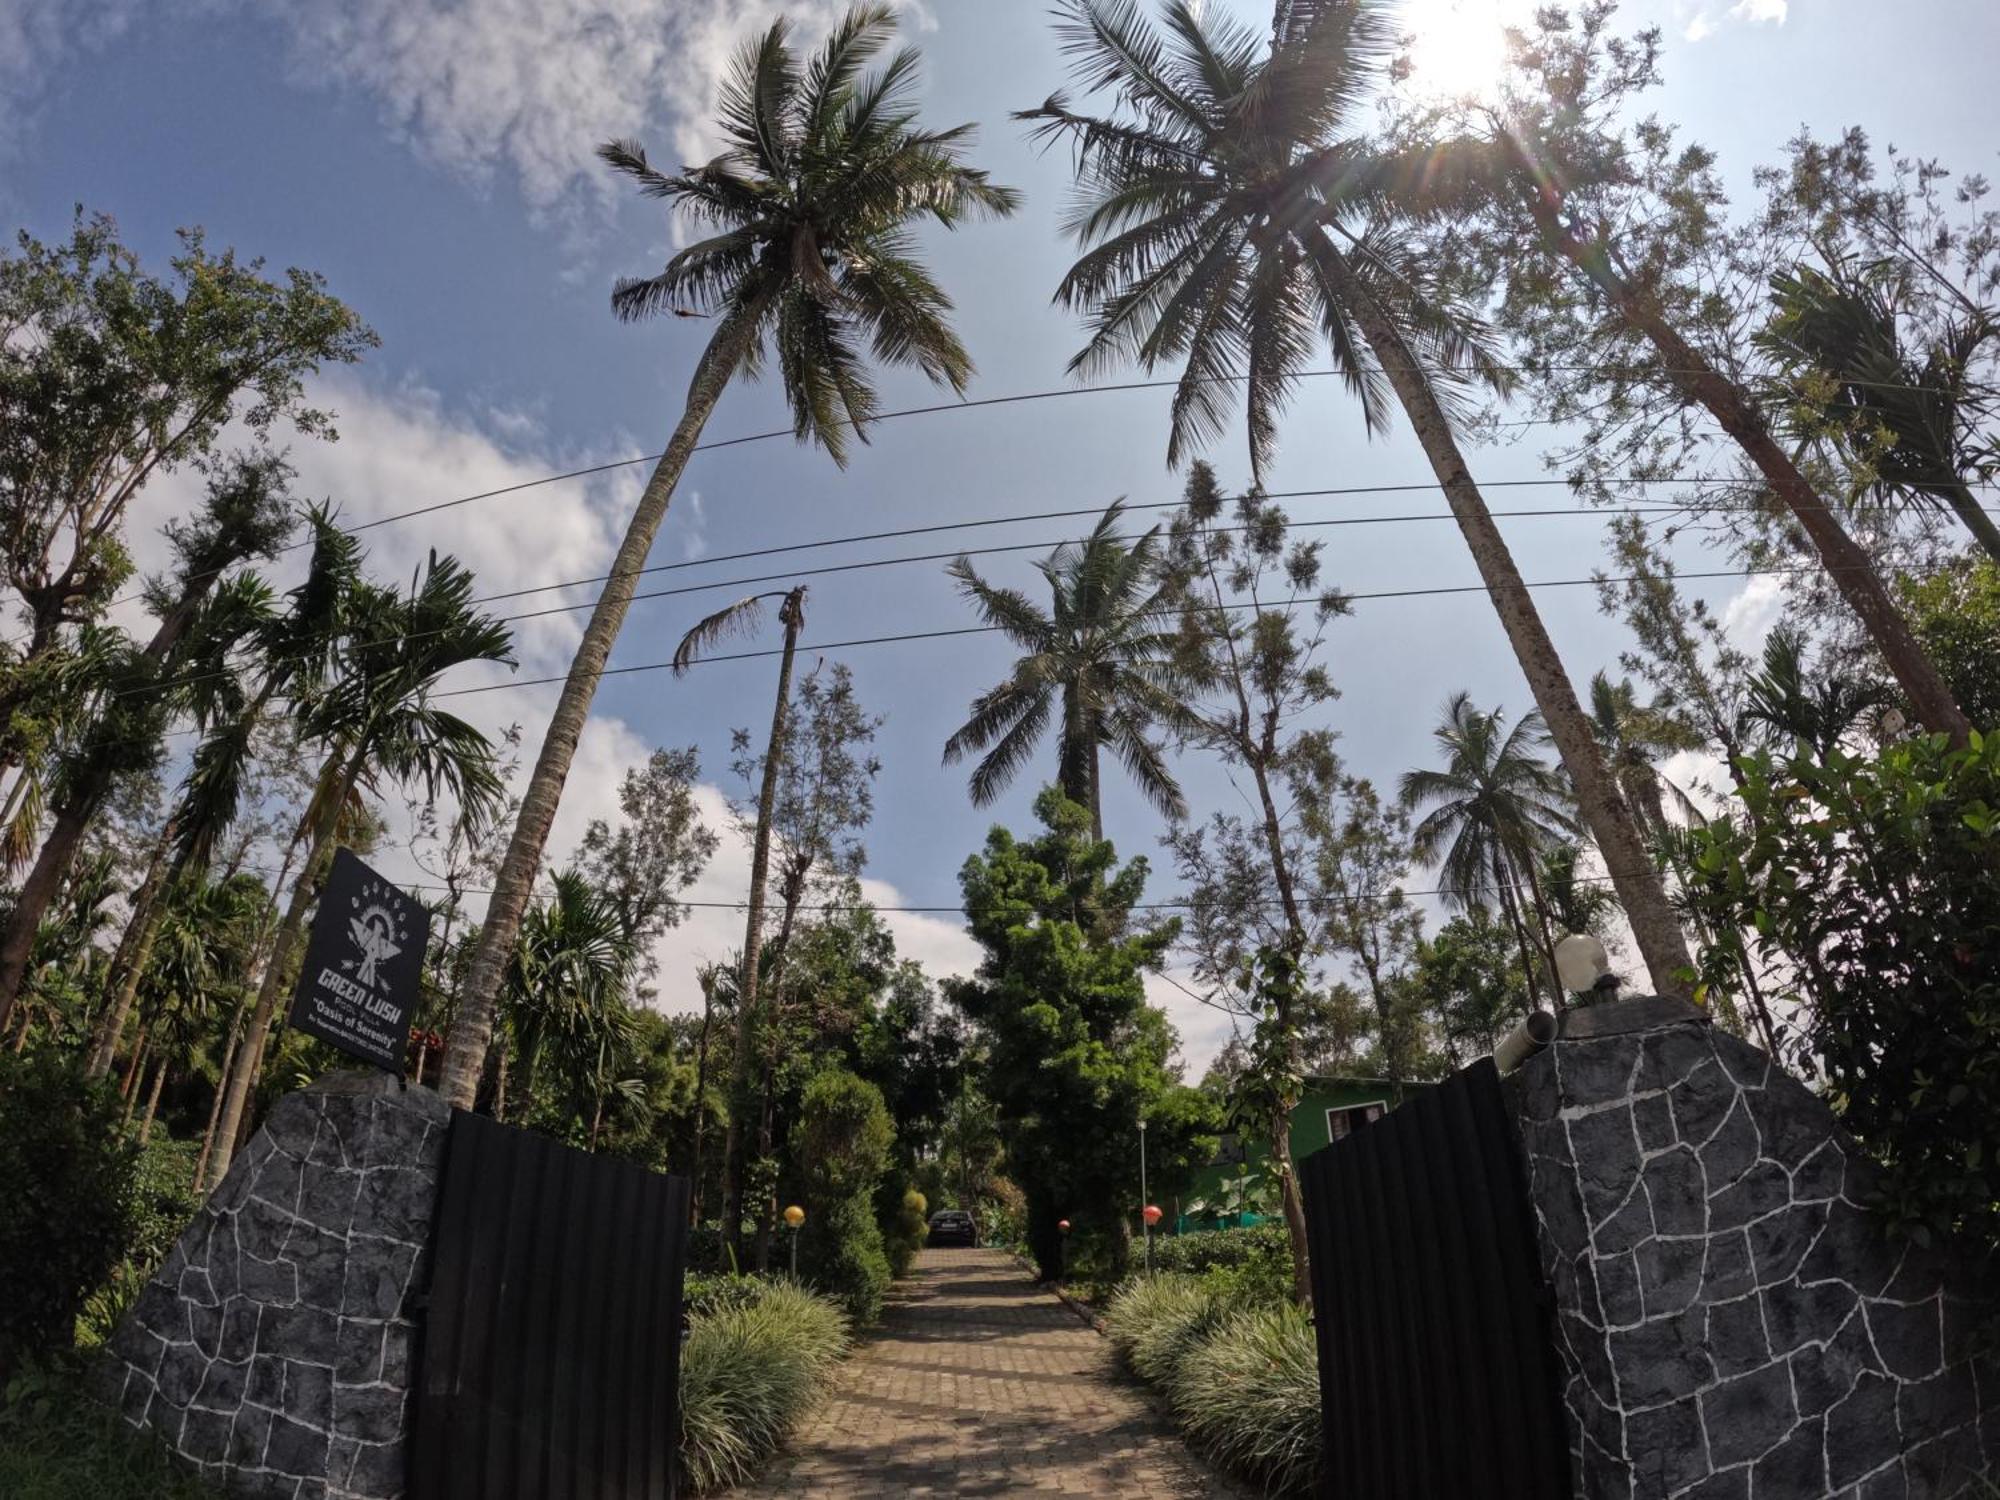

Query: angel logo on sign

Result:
[346,888,408,992]
[289,849,430,1074]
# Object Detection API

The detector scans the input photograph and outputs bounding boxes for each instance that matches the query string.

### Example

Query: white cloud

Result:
[1720,572,1788,656]
[1728,0,1788,23]
[1683,12,1715,42]
[2,0,929,217]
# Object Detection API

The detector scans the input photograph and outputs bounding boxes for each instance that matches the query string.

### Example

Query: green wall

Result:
[1176,1077,1402,1222]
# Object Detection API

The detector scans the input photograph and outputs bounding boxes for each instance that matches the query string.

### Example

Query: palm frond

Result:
[672,593,773,675]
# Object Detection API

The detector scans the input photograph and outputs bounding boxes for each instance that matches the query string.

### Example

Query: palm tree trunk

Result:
[439,304,764,1111]
[1308,234,1696,1001]
[122,1043,148,1126]
[719,604,804,1260]
[1493,853,1548,1014]
[121,1027,149,1102]
[1943,480,2000,569]
[196,1006,244,1190]
[492,1038,510,1123]
[12,1007,32,1052]
[138,1056,167,1144]
[690,984,714,1227]
[88,837,176,1079]
[1519,861,1567,1003]
[203,745,362,1190]
[1497,166,1970,741]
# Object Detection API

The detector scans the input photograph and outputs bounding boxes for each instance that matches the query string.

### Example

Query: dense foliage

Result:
[950,789,1219,1282]
[791,1068,896,1322]
[1688,732,2000,1247]
[0,1055,139,1386]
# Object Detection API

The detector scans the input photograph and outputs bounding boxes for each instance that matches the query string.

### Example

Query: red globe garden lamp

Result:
[1056,1218,1071,1284]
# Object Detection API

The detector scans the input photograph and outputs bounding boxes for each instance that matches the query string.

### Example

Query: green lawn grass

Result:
[0,1375,217,1500]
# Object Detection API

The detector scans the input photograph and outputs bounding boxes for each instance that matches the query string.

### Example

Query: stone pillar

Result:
[1512,996,1998,1498]
[102,1072,449,1500]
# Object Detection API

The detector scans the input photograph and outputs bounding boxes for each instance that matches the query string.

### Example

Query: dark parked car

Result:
[927,1209,978,1247]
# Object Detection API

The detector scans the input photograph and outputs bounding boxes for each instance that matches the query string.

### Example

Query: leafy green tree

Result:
[1900,557,2000,731]
[1024,0,1694,1001]
[0,210,372,756]
[949,788,1189,1282]
[1400,693,1576,1009]
[206,552,513,1187]
[442,4,1019,1109]
[944,501,1186,837]
[1686,732,2000,1247]
[1411,3,1967,739]
[0,460,295,1025]
[1737,626,1892,761]
[1406,912,1530,1070]
[573,745,717,998]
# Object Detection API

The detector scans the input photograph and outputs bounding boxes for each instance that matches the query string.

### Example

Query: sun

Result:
[1397,0,1513,103]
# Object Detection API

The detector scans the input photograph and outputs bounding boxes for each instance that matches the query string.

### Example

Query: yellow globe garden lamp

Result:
[784,1204,805,1278]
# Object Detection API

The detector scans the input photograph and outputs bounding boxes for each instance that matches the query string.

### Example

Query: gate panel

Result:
[413,1111,691,1500]
[1300,1058,1569,1500]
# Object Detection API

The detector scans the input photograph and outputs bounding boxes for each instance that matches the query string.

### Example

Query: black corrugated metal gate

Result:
[412,1111,692,1500]
[1299,1058,1570,1500]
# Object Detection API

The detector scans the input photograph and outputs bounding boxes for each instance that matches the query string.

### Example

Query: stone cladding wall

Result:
[101,1073,449,1499]
[1513,998,1998,1499]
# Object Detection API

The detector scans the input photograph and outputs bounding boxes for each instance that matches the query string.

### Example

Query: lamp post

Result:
[1138,1117,1151,1273]
[1056,1217,1071,1284]
[783,1204,805,1278]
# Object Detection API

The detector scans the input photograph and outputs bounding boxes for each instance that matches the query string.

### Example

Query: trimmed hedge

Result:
[1148,1223,1289,1275]
[678,1279,849,1492]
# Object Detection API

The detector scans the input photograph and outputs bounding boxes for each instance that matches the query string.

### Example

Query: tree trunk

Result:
[1943,480,2000,569]
[12,1007,32,1052]
[203,746,361,1189]
[1499,162,1970,741]
[719,601,804,1260]
[121,1027,149,1102]
[439,305,764,1110]
[1495,851,1548,1014]
[690,985,714,1227]
[122,1042,149,1126]
[88,840,175,1079]
[196,1008,244,1190]
[493,1037,510,1123]
[1308,234,1697,1001]
[138,1056,167,1144]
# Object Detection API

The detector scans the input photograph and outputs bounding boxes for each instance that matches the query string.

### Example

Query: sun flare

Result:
[1397,0,1513,102]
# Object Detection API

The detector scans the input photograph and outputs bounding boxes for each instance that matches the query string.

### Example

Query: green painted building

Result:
[1175,1076,1402,1231]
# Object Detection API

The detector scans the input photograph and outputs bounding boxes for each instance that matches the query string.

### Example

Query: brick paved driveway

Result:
[727,1247,1240,1497]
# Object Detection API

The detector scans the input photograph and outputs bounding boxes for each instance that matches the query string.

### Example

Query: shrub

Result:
[678,1280,848,1493]
[1103,1274,1227,1386]
[683,1273,772,1322]
[791,1070,895,1322]
[882,1187,928,1279]
[1687,732,2000,1246]
[0,1055,138,1386]
[78,1134,203,1350]
[1165,1304,1321,1497]
[1150,1223,1291,1277]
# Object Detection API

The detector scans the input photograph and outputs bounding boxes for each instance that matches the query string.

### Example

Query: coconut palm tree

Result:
[1758,260,2000,564]
[1021,0,1695,1000]
[438,5,1020,1109]
[204,553,512,1187]
[944,502,1187,840]
[670,584,804,1251]
[1401,693,1577,1009]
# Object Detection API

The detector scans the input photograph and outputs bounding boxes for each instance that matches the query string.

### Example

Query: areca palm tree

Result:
[503,869,637,1147]
[944,501,1186,839]
[1759,261,2000,564]
[671,584,805,1252]
[439,4,1019,1109]
[1022,0,1694,1000]
[1737,625,1893,762]
[1586,671,1705,840]
[1401,693,1577,1009]
[205,553,512,1187]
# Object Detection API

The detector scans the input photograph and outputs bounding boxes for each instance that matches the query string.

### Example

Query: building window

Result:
[1326,1101,1387,1142]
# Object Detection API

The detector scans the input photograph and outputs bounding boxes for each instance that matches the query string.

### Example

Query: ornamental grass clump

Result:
[1103,1274,1227,1386]
[677,1280,849,1493]
[1164,1304,1322,1498]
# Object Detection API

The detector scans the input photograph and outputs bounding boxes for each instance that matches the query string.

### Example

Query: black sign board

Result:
[288,848,429,1074]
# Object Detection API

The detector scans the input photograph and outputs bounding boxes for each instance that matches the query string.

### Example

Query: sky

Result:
[3,0,1996,1073]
